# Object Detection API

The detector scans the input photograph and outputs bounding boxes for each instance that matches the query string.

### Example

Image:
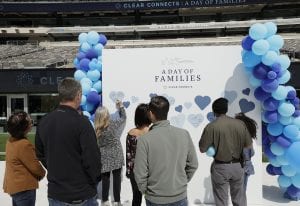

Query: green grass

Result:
[0,133,35,161]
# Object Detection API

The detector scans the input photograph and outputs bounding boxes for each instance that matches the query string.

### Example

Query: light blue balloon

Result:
[93,80,102,93]
[78,33,88,44]
[286,142,300,172]
[249,74,261,87]
[80,77,92,87]
[242,51,262,68]
[90,88,97,92]
[74,70,86,81]
[267,35,284,51]
[270,142,285,156]
[83,111,91,119]
[262,51,278,66]
[276,155,289,166]
[206,146,216,157]
[279,116,293,125]
[264,22,277,38]
[282,165,297,177]
[291,174,300,188]
[278,71,291,84]
[278,102,295,117]
[269,157,281,167]
[249,23,267,40]
[87,31,99,45]
[73,58,79,68]
[81,95,86,106]
[283,125,299,139]
[267,122,284,136]
[81,82,91,95]
[272,86,288,100]
[83,102,94,112]
[278,175,292,188]
[88,59,98,70]
[293,117,300,127]
[94,43,104,56]
[95,62,102,72]
[87,70,100,82]
[80,42,91,52]
[276,55,291,70]
[252,39,270,55]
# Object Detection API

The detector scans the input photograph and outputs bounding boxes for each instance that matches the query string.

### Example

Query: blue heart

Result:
[170,114,186,128]
[239,98,255,113]
[206,112,216,122]
[123,101,130,108]
[149,93,157,98]
[224,90,238,104]
[175,105,183,113]
[242,88,251,96]
[194,96,211,110]
[188,114,204,128]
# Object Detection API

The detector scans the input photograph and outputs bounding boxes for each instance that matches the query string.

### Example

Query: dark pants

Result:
[11,190,36,206]
[211,162,245,206]
[145,197,187,206]
[129,173,142,206]
[102,168,122,202]
[48,195,98,206]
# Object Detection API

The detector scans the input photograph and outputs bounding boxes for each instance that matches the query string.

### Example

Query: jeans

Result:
[11,190,36,206]
[48,195,98,206]
[145,197,187,206]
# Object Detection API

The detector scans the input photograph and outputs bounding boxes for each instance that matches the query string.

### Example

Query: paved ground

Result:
[0,162,299,206]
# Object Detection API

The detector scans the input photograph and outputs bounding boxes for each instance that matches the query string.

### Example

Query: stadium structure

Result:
[0,0,300,129]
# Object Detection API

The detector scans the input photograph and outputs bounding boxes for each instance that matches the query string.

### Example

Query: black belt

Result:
[214,159,240,164]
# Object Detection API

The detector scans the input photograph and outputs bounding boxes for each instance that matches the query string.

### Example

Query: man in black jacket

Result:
[35,77,101,206]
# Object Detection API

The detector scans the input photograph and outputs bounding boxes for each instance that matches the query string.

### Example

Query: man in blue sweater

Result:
[134,96,198,206]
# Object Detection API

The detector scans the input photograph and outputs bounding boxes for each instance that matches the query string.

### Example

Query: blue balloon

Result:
[283,125,299,139]
[87,91,100,106]
[249,74,261,87]
[242,51,261,68]
[80,77,92,87]
[271,142,285,156]
[278,70,291,84]
[253,63,269,79]
[249,23,267,40]
[206,146,216,157]
[286,185,300,199]
[263,111,278,123]
[277,55,291,70]
[254,87,271,101]
[264,22,277,37]
[293,110,300,118]
[80,42,91,52]
[291,174,300,188]
[267,122,284,136]
[87,31,99,45]
[74,70,86,81]
[85,49,98,60]
[81,95,86,106]
[264,146,276,159]
[282,165,297,177]
[261,79,279,93]
[286,142,300,172]
[78,33,88,44]
[81,82,91,95]
[278,175,292,188]
[279,116,293,125]
[241,35,255,51]
[88,59,98,70]
[252,39,270,55]
[267,35,284,51]
[266,164,276,175]
[272,86,288,100]
[76,52,86,60]
[73,58,80,70]
[277,154,289,165]
[79,58,91,72]
[83,102,95,112]
[93,80,102,93]
[263,97,279,111]
[276,136,292,148]
[271,62,281,73]
[98,34,107,46]
[262,51,278,66]
[94,43,104,56]
[293,117,300,127]
[87,69,100,82]
[267,71,277,79]
[278,102,295,117]
[269,157,281,167]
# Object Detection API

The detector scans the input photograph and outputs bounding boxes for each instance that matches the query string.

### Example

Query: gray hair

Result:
[58,77,82,102]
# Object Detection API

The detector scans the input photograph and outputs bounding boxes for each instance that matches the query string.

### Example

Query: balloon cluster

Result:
[73,31,107,125]
[241,22,300,200]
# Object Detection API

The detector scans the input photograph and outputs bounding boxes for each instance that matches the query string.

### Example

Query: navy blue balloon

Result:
[98,34,107,46]
[85,49,98,60]
[241,35,255,51]
[266,164,276,175]
[271,62,281,73]
[261,79,279,93]
[267,134,277,142]
[253,64,269,80]
[287,90,297,100]
[87,91,100,105]
[273,166,283,175]
[291,97,300,109]
[76,52,86,60]
[79,58,90,72]
[264,111,278,123]
[267,71,277,79]
[276,136,292,148]
[293,110,300,117]
[287,185,300,199]
[264,146,276,159]
[254,87,271,101]
[263,97,280,111]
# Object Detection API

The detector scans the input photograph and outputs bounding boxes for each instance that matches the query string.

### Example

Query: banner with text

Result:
[103,46,262,205]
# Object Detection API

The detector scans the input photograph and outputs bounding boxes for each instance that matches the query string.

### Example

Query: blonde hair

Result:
[94,106,110,137]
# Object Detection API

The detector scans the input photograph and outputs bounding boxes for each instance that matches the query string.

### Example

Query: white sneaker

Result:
[102,201,111,206]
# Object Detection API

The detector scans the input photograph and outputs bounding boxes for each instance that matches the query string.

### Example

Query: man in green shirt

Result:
[199,97,252,206]
[134,96,198,206]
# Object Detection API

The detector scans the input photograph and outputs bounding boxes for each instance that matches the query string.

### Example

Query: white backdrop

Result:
[102,46,262,205]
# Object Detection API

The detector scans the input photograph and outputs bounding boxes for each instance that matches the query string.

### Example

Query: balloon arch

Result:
[72,22,300,200]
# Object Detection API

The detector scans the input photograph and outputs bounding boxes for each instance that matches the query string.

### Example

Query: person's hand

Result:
[116,100,123,109]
